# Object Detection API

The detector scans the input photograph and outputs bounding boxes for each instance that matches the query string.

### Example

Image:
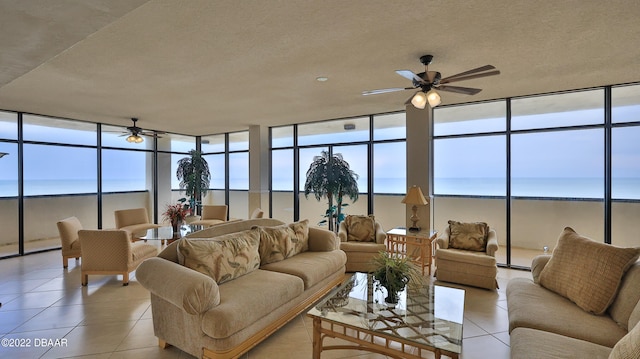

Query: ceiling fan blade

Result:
[395,70,426,84]
[440,65,495,82]
[439,70,500,84]
[438,85,483,95]
[362,87,413,96]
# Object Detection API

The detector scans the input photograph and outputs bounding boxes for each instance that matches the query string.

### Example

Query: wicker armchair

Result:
[56,216,83,268]
[78,229,157,286]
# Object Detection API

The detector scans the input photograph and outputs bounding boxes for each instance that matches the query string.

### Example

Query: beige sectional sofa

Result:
[507,227,640,359]
[136,218,347,359]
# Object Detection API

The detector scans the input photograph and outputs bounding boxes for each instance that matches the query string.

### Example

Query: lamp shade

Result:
[426,89,441,107]
[401,185,428,205]
[410,91,427,109]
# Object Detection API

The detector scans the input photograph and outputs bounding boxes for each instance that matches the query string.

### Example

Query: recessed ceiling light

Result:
[316,76,328,82]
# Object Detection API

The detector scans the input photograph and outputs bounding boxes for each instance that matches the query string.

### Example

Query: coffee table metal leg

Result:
[312,317,322,359]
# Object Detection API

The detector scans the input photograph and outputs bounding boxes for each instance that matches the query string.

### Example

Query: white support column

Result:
[249,125,270,218]
[405,105,432,231]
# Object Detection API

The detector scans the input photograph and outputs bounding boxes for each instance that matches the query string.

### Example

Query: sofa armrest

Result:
[486,229,499,257]
[374,222,387,244]
[436,229,450,249]
[308,227,339,251]
[531,255,552,284]
[337,221,348,242]
[136,257,220,315]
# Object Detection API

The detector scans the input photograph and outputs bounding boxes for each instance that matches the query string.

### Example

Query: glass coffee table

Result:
[307,272,465,359]
[134,224,205,245]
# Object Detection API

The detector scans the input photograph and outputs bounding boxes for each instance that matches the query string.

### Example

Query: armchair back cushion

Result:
[344,215,376,242]
[177,228,261,284]
[447,220,489,252]
[114,208,152,228]
[250,208,264,219]
[201,205,228,221]
[539,227,640,315]
[57,216,83,252]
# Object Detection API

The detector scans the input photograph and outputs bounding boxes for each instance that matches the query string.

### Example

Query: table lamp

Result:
[401,185,429,232]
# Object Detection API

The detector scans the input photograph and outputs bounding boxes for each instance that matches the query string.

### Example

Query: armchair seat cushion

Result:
[131,243,159,262]
[436,248,497,267]
[191,219,225,227]
[122,223,161,238]
[340,241,386,253]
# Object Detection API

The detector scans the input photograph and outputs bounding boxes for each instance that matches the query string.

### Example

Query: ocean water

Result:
[1,177,638,199]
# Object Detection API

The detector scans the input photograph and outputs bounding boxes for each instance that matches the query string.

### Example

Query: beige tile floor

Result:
[0,245,532,358]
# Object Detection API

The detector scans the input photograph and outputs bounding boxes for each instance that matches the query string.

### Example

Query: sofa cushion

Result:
[510,327,612,359]
[344,215,376,242]
[539,227,640,315]
[257,225,295,265]
[201,269,304,338]
[447,220,489,252]
[507,277,628,347]
[260,250,346,290]
[288,219,310,256]
[609,321,640,359]
[177,228,261,284]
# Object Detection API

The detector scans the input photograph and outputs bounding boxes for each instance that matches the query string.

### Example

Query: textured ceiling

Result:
[0,0,639,136]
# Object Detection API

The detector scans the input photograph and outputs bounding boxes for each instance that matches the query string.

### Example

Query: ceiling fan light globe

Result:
[126,134,144,143]
[427,89,441,107]
[411,91,427,109]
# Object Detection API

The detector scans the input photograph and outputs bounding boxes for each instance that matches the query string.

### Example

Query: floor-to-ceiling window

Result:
[510,89,605,267]
[228,131,249,219]
[432,101,508,262]
[611,84,640,248]
[22,115,99,253]
[270,113,407,231]
[0,111,19,256]
[433,84,640,268]
[201,134,227,211]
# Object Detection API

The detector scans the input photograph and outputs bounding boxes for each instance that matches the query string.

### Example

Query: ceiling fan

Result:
[362,54,500,109]
[118,118,164,143]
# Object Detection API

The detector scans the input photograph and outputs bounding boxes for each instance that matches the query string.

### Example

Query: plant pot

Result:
[385,291,400,308]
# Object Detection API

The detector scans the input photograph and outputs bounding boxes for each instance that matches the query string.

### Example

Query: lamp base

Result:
[408,226,420,232]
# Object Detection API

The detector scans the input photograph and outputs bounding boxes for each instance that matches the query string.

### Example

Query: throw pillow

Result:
[345,215,376,242]
[539,227,640,315]
[177,228,261,284]
[448,220,489,252]
[288,219,310,257]
[256,224,295,265]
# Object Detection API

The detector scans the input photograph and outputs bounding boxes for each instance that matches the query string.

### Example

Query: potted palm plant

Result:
[176,149,211,216]
[304,150,359,232]
[371,251,423,307]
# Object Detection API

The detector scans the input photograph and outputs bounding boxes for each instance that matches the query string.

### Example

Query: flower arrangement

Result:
[162,203,190,225]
